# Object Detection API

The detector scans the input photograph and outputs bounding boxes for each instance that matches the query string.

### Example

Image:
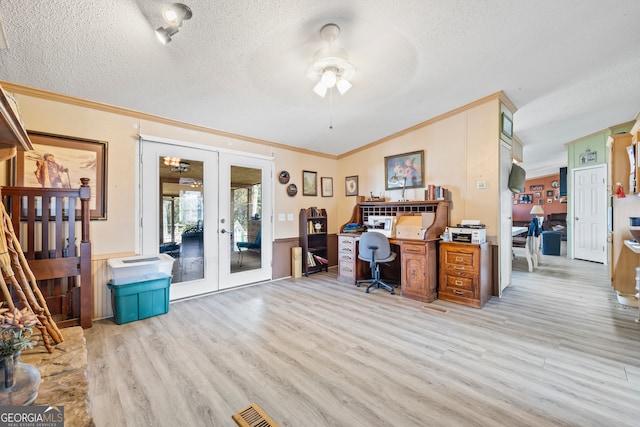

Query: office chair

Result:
[356,231,398,294]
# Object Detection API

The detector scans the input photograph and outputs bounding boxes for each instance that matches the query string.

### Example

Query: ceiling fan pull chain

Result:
[329,88,333,130]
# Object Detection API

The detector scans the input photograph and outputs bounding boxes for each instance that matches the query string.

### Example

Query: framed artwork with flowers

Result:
[384,150,424,190]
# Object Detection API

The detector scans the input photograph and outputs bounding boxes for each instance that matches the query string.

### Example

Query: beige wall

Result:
[5,84,503,256]
[5,87,339,257]
[337,97,501,238]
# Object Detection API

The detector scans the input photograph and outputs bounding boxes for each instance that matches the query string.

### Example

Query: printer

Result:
[448,220,486,244]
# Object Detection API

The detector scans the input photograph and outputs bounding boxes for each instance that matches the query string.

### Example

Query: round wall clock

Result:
[287,183,298,196]
[279,171,290,184]
[551,181,559,188]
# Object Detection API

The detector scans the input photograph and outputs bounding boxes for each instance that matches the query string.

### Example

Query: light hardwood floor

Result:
[86,251,640,426]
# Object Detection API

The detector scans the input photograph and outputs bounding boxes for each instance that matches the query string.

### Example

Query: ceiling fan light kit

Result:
[307,23,355,98]
[155,3,192,44]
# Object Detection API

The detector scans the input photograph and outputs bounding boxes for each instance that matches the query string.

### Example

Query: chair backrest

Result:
[255,229,261,245]
[358,231,392,261]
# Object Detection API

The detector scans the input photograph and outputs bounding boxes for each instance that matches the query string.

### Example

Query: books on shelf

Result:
[308,221,324,234]
[314,254,328,265]
[305,207,326,217]
[425,184,450,201]
[307,251,316,267]
[307,252,329,267]
[306,252,328,267]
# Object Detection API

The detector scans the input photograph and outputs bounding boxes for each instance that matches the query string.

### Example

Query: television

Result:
[559,167,567,196]
[508,164,526,193]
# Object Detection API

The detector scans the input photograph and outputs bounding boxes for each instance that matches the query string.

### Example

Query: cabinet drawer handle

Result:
[342,248,353,252]
[455,256,463,262]
[405,247,422,253]
[343,267,352,272]
[453,289,465,295]
[454,266,465,270]
[341,256,353,261]
[454,280,463,286]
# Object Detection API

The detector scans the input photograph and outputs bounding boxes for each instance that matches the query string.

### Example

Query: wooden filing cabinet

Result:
[438,242,490,308]
[337,234,358,284]
[400,240,438,303]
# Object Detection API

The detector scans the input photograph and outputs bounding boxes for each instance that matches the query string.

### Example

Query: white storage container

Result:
[107,254,175,282]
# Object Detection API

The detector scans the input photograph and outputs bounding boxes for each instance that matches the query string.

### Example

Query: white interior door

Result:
[141,139,219,300]
[573,164,607,263]
[499,141,513,295]
[218,152,272,289]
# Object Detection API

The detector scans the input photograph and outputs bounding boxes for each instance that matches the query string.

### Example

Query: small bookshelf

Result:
[299,208,329,276]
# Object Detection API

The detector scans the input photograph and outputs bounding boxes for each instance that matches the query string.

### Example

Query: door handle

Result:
[220,229,228,234]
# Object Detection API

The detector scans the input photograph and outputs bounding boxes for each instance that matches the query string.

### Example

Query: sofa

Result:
[544,213,567,241]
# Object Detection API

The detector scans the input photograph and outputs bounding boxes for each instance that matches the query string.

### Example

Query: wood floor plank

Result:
[86,252,640,426]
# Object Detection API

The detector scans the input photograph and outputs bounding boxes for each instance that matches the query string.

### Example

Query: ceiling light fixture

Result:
[307,23,355,98]
[162,3,192,26]
[155,3,193,45]
[170,161,190,173]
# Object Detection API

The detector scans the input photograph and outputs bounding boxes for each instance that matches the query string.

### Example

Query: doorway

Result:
[140,138,272,300]
[572,164,607,263]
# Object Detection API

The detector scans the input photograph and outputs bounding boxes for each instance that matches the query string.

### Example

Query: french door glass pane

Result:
[158,157,204,283]
[230,166,262,273]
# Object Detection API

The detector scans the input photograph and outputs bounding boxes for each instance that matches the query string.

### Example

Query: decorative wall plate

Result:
[279,171,290,184]
[287,183,297,196]
[551,181,559,188]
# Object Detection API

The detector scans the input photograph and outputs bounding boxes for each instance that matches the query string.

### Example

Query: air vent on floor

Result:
[231,403,279,427]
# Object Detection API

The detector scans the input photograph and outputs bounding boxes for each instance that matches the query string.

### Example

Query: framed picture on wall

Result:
[518,194,532,204]
[501,113,513,139]
[302,170,317,196]
[321,177,333,197]
[384,150,424,190]
[17,131,108,220]
[546,190,553,197]
[345,175,358,196]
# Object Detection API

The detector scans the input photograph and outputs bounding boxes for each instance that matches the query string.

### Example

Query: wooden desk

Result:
[338,233,439,303]
[339,198,450,304]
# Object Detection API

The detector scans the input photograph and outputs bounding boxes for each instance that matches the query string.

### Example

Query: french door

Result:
[218,153,272,289]
[140,138,272,300]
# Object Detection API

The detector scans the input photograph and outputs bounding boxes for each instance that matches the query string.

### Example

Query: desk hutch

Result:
[339,198,450,303]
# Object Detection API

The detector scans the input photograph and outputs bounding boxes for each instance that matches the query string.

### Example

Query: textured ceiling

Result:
[1,0,639,177]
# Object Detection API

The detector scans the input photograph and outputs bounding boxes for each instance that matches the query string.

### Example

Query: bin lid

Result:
[107,253,174,269]
[108,272,172,286]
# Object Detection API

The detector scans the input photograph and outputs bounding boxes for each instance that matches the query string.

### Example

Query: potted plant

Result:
[0,304,37,388]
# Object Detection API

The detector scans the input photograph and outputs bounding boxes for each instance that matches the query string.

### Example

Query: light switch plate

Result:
[287,213,294,221]
[477,180,488,190]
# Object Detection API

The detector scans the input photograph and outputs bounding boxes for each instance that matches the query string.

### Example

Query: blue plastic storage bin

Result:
[541,231,561,256]
[108,273,171,324]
